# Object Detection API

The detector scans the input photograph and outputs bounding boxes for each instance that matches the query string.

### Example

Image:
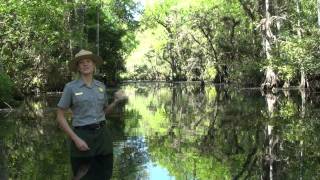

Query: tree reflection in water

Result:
[1,83,320,179]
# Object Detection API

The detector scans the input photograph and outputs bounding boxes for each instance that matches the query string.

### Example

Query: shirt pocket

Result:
[73,92,90,106]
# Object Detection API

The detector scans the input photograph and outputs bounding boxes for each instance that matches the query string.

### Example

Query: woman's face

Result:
[78,58,95,75]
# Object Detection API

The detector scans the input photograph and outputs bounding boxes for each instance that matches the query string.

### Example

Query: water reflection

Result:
[1,83,320,179]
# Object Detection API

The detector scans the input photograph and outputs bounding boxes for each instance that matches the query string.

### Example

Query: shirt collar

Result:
[93,80,103,87]
[76,79,86,88]
[76,79,102,88]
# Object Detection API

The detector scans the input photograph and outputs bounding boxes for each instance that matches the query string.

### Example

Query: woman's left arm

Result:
[104,90,127,114]
[104,98,120,114]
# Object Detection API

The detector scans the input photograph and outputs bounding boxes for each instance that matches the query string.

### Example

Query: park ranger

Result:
[56,49,127,179]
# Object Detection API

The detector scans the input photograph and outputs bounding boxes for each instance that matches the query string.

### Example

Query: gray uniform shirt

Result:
[57,79,108,127]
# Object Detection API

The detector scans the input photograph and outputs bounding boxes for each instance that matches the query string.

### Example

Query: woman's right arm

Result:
[56,108,90,151]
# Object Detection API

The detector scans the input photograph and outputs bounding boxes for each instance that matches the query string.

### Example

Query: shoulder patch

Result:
[98,87,104,93]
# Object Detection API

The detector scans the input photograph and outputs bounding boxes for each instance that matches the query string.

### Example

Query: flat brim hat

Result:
[69,49,103,72]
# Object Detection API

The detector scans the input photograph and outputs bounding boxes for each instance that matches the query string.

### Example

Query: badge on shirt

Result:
[75,92,83,96]
[98,87,104,93]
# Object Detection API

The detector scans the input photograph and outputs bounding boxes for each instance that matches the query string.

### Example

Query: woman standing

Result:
[56,49,126,179]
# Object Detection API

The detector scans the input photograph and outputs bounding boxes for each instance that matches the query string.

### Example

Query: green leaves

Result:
[0,0,139,93]
[125,0,320,88]
[0,73,14,107]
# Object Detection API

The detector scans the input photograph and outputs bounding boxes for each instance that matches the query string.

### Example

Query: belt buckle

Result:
[95,124,101,130]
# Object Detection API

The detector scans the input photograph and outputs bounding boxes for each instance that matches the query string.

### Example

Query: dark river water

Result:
[1,82,320,179]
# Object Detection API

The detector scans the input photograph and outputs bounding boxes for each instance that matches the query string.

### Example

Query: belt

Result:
[74,121,106,130]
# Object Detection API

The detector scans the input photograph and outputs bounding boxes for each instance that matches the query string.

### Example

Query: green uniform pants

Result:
[70,125,114,179]
[70,125,113,157]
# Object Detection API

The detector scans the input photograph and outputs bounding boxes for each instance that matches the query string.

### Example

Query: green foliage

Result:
[1,0,75,93]
[83,0,139,82]
[124,0,320,88]
[0,0,138,94]
[270,30,320,84]
[0,73,14,107]
[203,64,217,80]
[2,0,320,92]
[126,0,260,83]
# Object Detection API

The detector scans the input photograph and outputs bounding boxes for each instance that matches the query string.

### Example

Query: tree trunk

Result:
[69,1,73,59]
[299,68,309,89]
[167,37,178,81]
[78,4,86,49]
[157,19,178,81]
[261,0,277,91]
[264,0,271,60]
[296,0,309,89]
[262,67,277,90]
[213,64,229,84]
[283,80,290,89]
[65,0,73,76]
[296,0,302,38]
[0,61,3,72]
[318,0,320,27]
[96,3,100,56]
[262,2,277,178]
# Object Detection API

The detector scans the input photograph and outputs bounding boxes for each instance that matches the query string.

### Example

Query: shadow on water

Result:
[1,82,320,179]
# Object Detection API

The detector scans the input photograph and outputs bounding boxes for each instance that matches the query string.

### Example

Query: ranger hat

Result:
[69,49,103,72]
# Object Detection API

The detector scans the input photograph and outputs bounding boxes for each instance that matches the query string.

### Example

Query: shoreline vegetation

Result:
[1,80,317,110]
[1,0,320,108]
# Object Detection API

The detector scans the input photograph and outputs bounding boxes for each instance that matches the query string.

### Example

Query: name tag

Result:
[75,92,83,96]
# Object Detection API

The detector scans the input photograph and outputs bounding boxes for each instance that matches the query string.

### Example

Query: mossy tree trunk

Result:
[261,0,278,91]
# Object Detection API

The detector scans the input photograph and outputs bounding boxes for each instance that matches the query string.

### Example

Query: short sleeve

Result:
[57,85,72,109]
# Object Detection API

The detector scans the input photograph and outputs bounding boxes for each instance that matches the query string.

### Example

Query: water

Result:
[1,82,320,179]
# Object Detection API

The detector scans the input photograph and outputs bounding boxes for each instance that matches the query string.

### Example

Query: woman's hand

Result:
[105,90,128,114]
[73,136,90,151]
[114,90,128,102]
